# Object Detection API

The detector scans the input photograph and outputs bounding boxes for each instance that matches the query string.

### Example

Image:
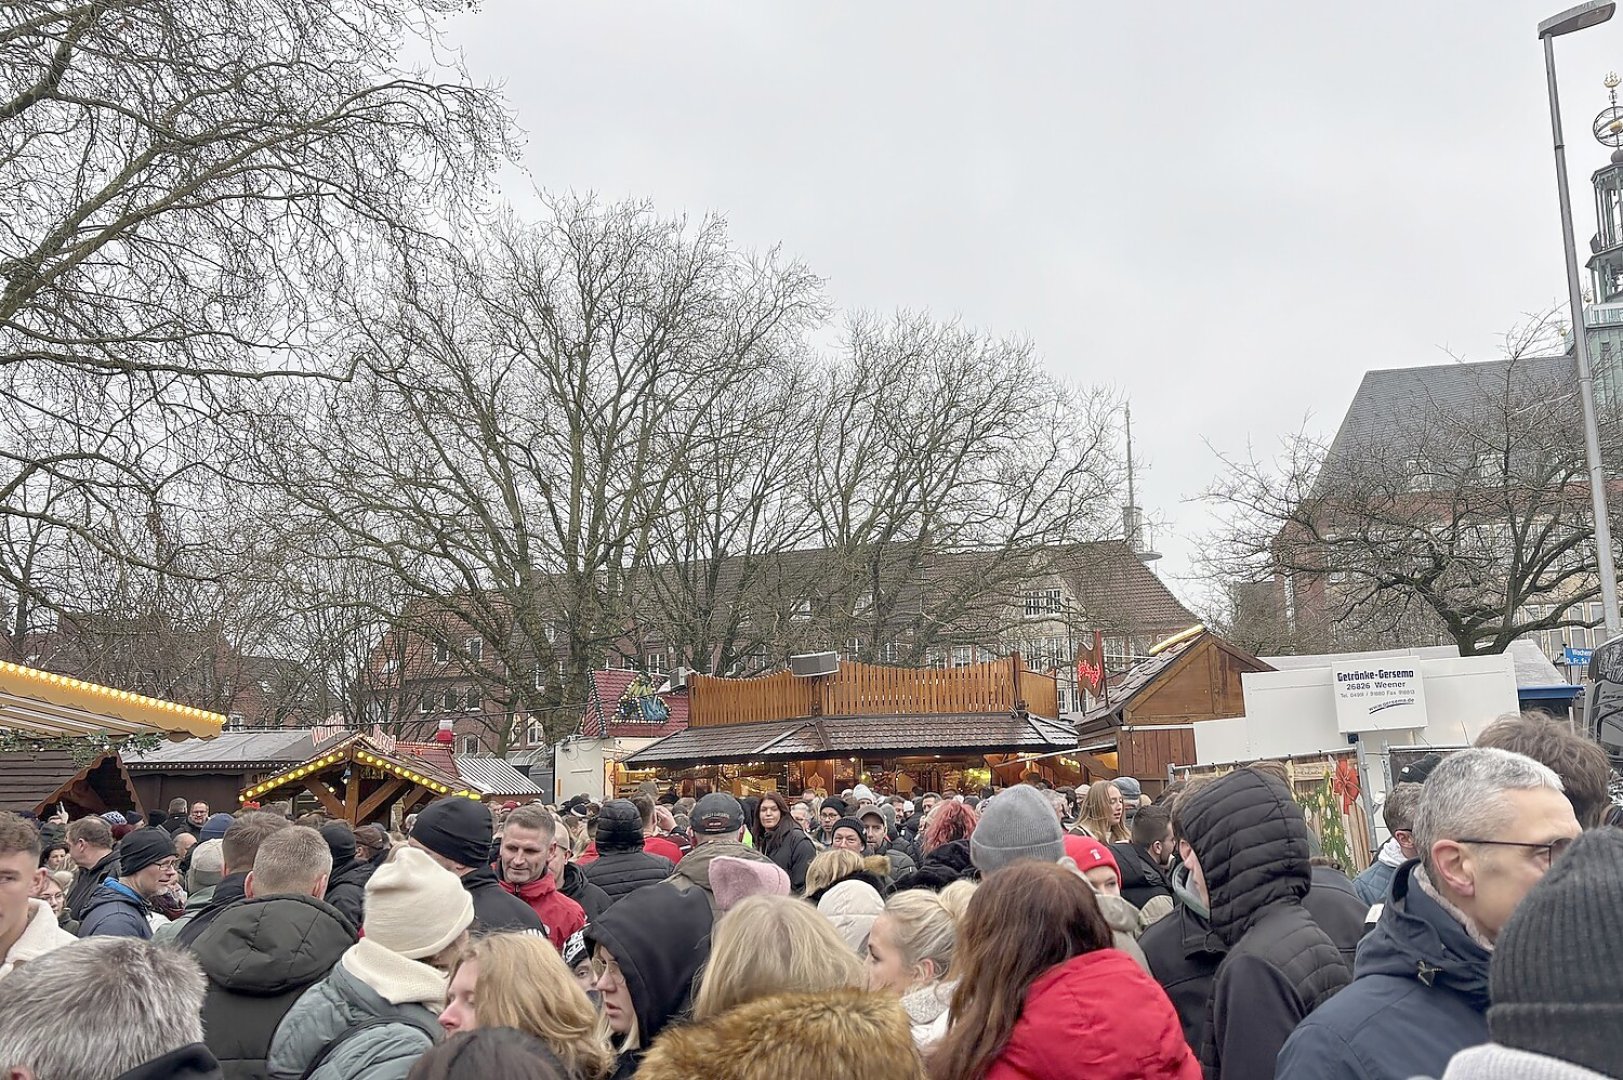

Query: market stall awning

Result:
[0,660,225,740]
[242,733,479,823]
[623,710,1076,769]
[0,751,142,818]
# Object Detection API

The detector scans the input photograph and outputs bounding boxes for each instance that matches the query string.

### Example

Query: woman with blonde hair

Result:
[439,932,613,1080]
[866,880,974,1051]
[692,893,863,1020]
[1073,780,1130,843]
[802,847,866,898]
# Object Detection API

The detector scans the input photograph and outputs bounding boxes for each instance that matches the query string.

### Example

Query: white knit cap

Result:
[362,846,474,959]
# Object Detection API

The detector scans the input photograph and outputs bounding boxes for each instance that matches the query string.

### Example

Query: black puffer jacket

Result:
[585,882,712,1080]
[1178,769,1350,1079]
[1112,841,1173,910]
[891,838,977,892]
[759,823,817,893]
[462,863,546,933]
[584,800,675,903]
[322,858,373,930]
[558,860,612,919]
[66,849,120,921]
[192,894,357,1080]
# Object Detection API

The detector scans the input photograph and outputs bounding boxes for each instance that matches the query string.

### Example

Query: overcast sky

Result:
[440,2,1620,610]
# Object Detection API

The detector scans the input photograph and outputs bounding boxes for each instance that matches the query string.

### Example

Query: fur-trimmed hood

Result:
[637,989,925,1080]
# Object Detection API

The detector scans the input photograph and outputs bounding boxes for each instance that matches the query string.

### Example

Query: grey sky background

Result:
[439,2,1620,611]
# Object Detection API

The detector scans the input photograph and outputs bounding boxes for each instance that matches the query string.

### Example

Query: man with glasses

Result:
[77,828,178,939]
[1276,747,1581,1080]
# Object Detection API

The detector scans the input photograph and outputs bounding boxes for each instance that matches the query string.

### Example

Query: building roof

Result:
[0,659,225,740]
[1317,356,1575,494]
[0,752,139,817]
[1075,631,1272,739]
[124,730,314,770]
[241,733,477,805]
[623,710,1074,768]
[581,670,688,738]
[455,757,544,797]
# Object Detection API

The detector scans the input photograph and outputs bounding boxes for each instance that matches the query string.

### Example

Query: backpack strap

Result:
[296,1011,436,1080]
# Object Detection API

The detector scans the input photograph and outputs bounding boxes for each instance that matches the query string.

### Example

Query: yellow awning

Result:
[0,660,224,740]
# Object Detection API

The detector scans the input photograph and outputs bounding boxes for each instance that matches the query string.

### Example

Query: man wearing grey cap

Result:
[663,793,773,918]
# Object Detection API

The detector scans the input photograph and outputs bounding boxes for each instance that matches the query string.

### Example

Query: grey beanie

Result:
[1488,827,1623,1078]
[1112,776,1142,801]
[970,785,1065,875]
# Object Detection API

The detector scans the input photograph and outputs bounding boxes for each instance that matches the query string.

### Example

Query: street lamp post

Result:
[1540,0,1623,639]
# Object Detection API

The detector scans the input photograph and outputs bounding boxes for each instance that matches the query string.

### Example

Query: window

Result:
[460,735,480,755]
[433,637,450,664]
[526,716,545,746]
[646,652,667,675]
[878,641,900,665]
[1104,636,1129,669]
[464,687,480,712]
[226,712,246,729]
[443,688,459,711]
[380,658,399,675]
[533,665,547,692]
[466,637,483,662]
[1022,589,1063,617]
[792,598,812,620]
[419,695,433,714]
[1405,459,1435,492]
[843,638,863,660]
[951,645,974,668]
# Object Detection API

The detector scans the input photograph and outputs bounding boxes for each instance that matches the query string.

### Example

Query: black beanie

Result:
[1488,827,1623,1077]
[321,822,358,866]
[821,796,847,817]
[832,817,866,845]
[118,828,176,876]
[145,810,167,829]
[410,798,492,869]
[595,800,646,853]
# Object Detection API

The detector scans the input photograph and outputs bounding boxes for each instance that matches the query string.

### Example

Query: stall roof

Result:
[0,751,140,817]
[124,730,313,770]
[624,710,1074,768]
[0,660,224,740]
[456,757,544,797]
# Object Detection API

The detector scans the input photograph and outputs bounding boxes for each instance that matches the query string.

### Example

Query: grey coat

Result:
[265,963,439,1080]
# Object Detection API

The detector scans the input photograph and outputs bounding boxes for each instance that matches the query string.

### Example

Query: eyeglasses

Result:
[1454,836,1575,866]
[590,956,623,987]
[154,859,180,872]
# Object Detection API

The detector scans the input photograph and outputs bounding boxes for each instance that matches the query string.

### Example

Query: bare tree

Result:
[1200,314,1614,656]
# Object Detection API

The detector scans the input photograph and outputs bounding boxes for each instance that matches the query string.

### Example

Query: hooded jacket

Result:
[1309,864,1377,970]
[114,1044,225,1080]
[193,894,358,1080]
[583,803,677,902]
[78,879,155,939]
[983,950,1201,1080]
[323,858,373,931]
[1352,838,1406,906]
[499,869,586,950]
[1178,769,1350,1078]
[66,848,120,921]
[1274,861,1491,1080]
[459,863,545,934]
[585,882,712,1080]
[759,822,817,892]
[1112,841,1174,910]
[1,898,78,979]
[663,838,772,917]
[637,988,925,1080]
[176,872,251,948]
[891,838,978,892]
[556,859,612,920]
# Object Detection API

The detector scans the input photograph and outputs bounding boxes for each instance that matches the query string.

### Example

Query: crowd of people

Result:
[0,710,1619,1079]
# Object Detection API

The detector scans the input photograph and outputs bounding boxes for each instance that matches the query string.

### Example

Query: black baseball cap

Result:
[1397,752,1443,785]
[692,793,744,835]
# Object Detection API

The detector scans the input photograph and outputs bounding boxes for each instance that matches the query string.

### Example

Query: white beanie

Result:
[363,846,474,959]
[817,878,885,955]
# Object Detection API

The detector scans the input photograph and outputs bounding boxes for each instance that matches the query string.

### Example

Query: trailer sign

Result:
[1332,661,1428,733]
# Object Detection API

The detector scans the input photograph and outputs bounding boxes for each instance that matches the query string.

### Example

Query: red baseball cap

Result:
[1064,835,1120,885]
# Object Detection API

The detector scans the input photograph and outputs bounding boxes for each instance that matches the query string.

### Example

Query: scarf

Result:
[1415,865,1495,952]
[1,899,77,979]
[340,937,451,1007]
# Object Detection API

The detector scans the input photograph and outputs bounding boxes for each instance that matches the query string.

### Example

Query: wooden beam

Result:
[345,771,360,820]
[396,785,432,818]
[1075,751,1118,781]
[302,777,346,819]
[356,777,407,823]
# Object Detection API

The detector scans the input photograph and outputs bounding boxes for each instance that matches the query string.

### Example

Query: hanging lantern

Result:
[436,715,454,745]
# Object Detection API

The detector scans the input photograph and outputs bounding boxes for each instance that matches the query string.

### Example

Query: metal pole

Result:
[1545,33,1623,637]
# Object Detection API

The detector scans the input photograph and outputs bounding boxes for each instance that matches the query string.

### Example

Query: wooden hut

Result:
[241,732,480,824]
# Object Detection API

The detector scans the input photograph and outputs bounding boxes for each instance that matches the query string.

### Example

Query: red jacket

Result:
[500,873,586,951]
[986,950,1201,1080]
[645,835,684,863]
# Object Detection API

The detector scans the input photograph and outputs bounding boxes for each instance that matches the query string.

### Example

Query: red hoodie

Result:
[986,949,1200,1080]
[645,834,684,863]
[500,872,586,951]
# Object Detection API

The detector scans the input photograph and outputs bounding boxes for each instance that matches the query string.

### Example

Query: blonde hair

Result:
[1077,783,1130,844]
[880,881,975,985]
[804,849,865,896]
[692,895,863,1020]
[448,933,614,1080]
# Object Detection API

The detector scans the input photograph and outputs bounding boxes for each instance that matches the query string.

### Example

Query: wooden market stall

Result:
[623,655,1075,796]
[240,732,481,824]
[0,658,226,819]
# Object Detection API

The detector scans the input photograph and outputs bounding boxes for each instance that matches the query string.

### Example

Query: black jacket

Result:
[67,848,120,921]
[113,1045,224,1080]
[585,882,712,1080]
[584,848,677,903]
[463,863,546,933]
[192,894,357,1080]
[558,860,612,919]
[322,858,373,930]
[176,872,250,948]
[165,815,203,839]
[892,838,977,892]
[1177,770,1351,1079]
[1112,842,1173,910]
[1276,861,1492,1080]
[760,824,817,892]
[1308,864,1376,970]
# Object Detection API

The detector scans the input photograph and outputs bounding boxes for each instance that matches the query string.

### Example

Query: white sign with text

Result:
[1331,659,1428,733]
